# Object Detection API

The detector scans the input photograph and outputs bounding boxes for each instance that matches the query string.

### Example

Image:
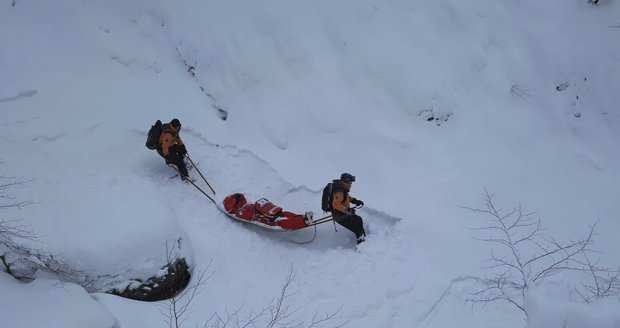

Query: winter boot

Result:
[356,234,366,244]
[304,211,314,225]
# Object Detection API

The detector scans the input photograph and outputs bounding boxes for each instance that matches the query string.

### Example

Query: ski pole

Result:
[168,164,217,205]
[185,154,216,195]
[186,178,217,205]
[308,214,334,226]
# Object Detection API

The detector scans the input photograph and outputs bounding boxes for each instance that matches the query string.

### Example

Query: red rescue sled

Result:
[221,193,311,231]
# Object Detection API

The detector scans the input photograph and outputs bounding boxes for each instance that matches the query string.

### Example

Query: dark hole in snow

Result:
[556,82,569,92]
[217,108,228,121]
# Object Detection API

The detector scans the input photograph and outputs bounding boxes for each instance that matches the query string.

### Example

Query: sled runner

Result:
[221,193,312,231]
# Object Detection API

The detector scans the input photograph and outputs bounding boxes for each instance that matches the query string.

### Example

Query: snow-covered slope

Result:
[1,0,619,327]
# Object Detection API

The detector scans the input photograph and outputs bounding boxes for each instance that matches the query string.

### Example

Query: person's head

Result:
[170,118,181,130]
[340,173,356,184]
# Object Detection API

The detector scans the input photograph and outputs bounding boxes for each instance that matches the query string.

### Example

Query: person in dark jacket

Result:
[330,173,366,244]
[157,118,189,179]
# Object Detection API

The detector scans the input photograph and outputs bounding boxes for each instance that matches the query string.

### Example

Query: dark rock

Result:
[108,258,191,302]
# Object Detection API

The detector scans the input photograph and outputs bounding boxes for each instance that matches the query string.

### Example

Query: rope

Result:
[289,225,318,244]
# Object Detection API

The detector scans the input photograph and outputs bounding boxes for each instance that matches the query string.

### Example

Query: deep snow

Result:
[1,0,619,327]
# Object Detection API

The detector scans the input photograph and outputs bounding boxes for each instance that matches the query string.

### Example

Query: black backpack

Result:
[322,180,349,213]
[145,120,163,150]
[321,182,333,212]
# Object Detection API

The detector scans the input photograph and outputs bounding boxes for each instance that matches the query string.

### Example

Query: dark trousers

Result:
[157,148,188,177]
[333,213,366,239]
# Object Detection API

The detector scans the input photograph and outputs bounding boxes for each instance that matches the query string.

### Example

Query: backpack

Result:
[223,193,248,214]
[254,198,283,220]
[145,120,163,150]
[321,182,333,212]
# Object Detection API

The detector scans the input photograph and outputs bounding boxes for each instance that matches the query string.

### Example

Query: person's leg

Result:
[354,215,366,244]
[349,215,366,244]
[336,215,366,242]
[168,152,189,178]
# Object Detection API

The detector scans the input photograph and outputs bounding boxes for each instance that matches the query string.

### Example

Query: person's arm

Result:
[160,133,172,157]
[350,197,364,206]
[332,191,347,214]
[176,136,187,155]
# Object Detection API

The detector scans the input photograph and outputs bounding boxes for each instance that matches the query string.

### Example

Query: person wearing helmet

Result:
[157,118,189,180]
[330,173,366,244]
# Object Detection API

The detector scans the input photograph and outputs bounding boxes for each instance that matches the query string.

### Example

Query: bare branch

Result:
[306,303,347,328]
[199,265,347,328]
[160,241,213,328]
[463,191,617,319]
[266,266,299,328]
[0,175,35,209]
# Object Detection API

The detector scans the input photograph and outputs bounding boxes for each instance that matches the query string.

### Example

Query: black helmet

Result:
[170,118,181,129]
[340,173,356,183]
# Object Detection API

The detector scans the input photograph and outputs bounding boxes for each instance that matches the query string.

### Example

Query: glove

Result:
[178,144,188,155]
[165,156,173,165]
[351,198,364,206]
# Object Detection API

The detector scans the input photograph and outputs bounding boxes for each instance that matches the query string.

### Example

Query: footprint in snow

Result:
[0,89,38,103]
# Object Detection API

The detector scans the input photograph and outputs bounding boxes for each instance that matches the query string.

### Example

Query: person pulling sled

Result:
[146,118,190,180]
[323,173,366,244]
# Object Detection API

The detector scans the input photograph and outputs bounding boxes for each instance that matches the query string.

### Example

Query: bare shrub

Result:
[1,171,81,281]
[463,189,619,318]
[161,261,347,328]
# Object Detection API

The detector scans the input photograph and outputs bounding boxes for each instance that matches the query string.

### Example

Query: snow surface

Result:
[1,0,620,327]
